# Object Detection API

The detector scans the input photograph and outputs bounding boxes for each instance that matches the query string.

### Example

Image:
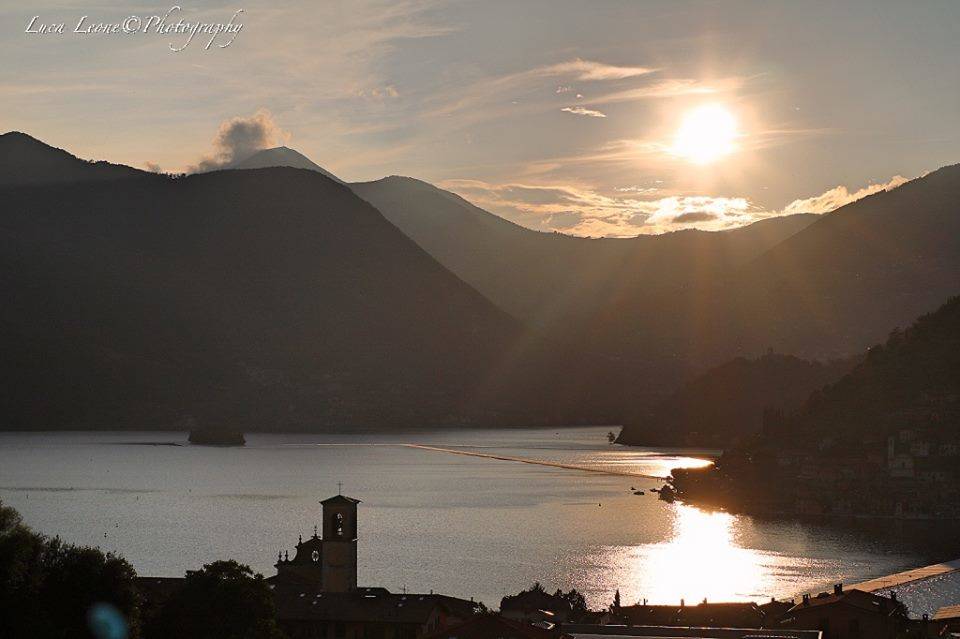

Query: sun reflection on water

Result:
[607,504,789,605]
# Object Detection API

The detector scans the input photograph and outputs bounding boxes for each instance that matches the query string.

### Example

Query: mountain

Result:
[0,133,636,430]
[0,131,142,186]
[355,166,960,383]
[717,164,960,361]
[234,146,960,402]
[615,352,857,447]
[352,176,815,322]
[670,295,960,517]
[769,295,960,444]
[234,146,344,183]
[352,176,816,386]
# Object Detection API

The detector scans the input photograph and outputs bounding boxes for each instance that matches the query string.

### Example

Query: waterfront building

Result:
[613,600,767,628]
[777,584,907,639]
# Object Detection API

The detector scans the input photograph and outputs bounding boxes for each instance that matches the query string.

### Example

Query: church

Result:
[266,492,480,639]
[137,492,480,639]
[272,494,361,593]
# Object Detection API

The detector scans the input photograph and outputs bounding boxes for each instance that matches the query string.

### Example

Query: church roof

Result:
[321,494,361,505]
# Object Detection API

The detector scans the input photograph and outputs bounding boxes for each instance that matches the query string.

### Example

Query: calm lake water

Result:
[1,427,957,610]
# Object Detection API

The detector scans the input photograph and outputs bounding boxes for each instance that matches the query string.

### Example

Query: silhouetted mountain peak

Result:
[0,130,146,186]
[234,146,344,183]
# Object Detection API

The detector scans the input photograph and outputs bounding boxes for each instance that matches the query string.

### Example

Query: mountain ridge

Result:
[0,133,644,430]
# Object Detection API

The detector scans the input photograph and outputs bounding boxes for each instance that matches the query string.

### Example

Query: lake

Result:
[1,426,957,610]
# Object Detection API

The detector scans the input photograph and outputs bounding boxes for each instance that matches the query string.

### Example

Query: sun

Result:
[671,104,738,164]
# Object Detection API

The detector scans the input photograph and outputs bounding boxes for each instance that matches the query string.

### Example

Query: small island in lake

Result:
[188,429,246,446]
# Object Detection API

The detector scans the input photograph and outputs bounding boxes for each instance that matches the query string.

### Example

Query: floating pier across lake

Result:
[401,443,670,480]
[850,558,960,592]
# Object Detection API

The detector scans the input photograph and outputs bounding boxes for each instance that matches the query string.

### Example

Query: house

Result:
[778,584,907,639]
[614,601,766,628]
[276,589,477,639]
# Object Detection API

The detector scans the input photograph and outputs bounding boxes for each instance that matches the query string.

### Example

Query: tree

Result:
[561,589,588,617]
[612,589,621,611]
[147,560,283,639]
[41,538,141,638]
[0,500,141,639]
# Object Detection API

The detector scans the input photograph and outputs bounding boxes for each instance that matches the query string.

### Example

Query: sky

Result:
[2,0,958,236]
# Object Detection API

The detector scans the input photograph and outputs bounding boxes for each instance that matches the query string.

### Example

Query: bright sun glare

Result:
[672,104,738,164]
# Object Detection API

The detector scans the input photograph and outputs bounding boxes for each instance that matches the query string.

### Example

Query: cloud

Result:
[561,106,607,118]
[585,77,745,106]
[672,211,718,224]
[538,58,655,81]
[423,57,659,124]
[441,179,758,237]
[781,175,910,214]
[189,109,290,173]
[354,85,400,100]
[542,211,584,229]
[143,161,163,173]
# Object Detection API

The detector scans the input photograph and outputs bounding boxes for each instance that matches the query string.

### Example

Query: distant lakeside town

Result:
[667,425,960,520]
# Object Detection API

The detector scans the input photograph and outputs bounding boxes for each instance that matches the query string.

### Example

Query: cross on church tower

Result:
[274,490,361,593]
[337,481,343,495]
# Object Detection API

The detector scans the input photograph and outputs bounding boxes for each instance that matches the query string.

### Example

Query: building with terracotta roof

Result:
[777,584,908,639]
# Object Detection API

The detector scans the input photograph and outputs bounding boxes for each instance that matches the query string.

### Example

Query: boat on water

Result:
[187,429,246,446]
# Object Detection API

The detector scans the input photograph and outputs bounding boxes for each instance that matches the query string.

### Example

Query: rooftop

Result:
[563,624,821,638]
[275,589,476,625]
[616,602,766,629]
[785,588,902,617]
[427,615,569,639]
[320,494,361,505]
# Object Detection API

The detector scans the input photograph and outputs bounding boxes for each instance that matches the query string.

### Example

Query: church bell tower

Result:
[273,491,360,593]
[319,494,360,592]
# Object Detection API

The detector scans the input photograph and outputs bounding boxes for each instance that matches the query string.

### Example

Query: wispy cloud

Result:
[584,77,745,106]
[422,57,666,124]
[782,175,910,215]
[537,58,655,81]
[561,106,606,118]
